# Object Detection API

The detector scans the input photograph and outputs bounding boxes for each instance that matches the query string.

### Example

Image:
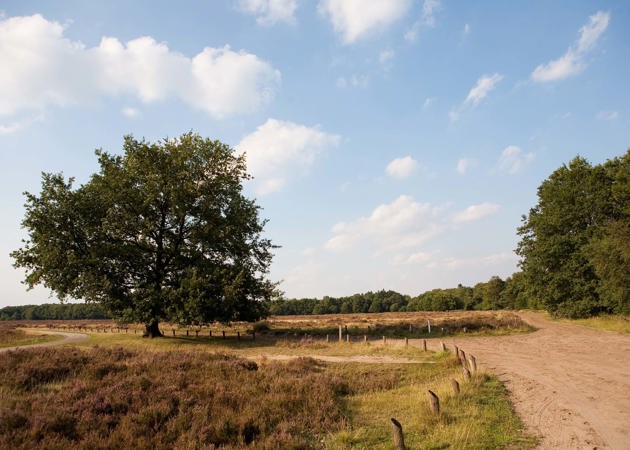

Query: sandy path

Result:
[0,330,88,353]
[427,312,630,450]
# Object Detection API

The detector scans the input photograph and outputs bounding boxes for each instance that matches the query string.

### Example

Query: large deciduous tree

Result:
[516,151,629,318]
[12,133,278,337]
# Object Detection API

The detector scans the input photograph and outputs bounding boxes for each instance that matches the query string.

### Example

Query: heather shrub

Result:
[0,347,350,449]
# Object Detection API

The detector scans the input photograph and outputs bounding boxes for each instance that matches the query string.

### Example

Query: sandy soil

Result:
[437,312,630,450]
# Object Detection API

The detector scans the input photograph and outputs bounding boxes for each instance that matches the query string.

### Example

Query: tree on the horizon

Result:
[11,133,278,336]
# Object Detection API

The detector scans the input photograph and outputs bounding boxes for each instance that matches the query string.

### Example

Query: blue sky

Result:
[1,1,628,307]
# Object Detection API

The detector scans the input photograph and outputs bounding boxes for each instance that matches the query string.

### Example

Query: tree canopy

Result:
[12,133,278,336]
[516,151,630,318]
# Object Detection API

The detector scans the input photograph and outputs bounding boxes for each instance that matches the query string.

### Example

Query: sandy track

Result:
[430,312,630,450]
[0,330,88,353]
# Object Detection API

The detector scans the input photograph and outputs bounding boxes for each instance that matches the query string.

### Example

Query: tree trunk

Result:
[144,320,163,338]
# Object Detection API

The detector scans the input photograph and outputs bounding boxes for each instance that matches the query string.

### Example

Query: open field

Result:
[0,313,536,449]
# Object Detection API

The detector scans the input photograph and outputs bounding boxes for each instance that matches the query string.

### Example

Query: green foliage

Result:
[0,303,111,321]
[270,277,535,316]
[11,133,278,335]
[517,151,630,318]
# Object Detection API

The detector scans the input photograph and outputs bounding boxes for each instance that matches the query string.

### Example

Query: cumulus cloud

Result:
[450,73,502,122]
[386,156,420,179]
[325,195,500,256]
[236,118,340,195]
[531,11,610,82]
[456,158,476,174]
[237,0,298,26]
[318,0,411,44]
[453,203,500,223]
[497,145,535,174]
[325,195,445,253]
[0,14,280,119]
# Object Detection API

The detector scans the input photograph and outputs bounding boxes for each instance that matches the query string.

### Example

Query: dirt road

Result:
[439,312,630,450]
[0,330,88,353]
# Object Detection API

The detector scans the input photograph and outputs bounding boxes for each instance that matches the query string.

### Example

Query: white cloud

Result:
[497,145,535,174]
[453,203,500,223]
[318,0,411,44]
[450,73,502,122]
[325,195,503,259]
[237,0,298,26]
[456,158,476,174]
[0,14,280,119]
[465,73,503,106]
[236,118,340,195]
[426,252,515,270]
[531,11,610,82]
[463,23,470,36]
[404,0,441,42]
[422,97,435,109]
[386,156,420,179]
[596,110,618,121]
[121,106,140,118]
[325,195,446,253]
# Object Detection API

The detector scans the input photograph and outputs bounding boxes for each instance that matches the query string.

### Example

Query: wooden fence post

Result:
[237,331,241,340]
[469,354,477,372]
[338,325,342,343]
[459,349,468,369]
[222,330,226,339]
[364,335,368,343]
[346,333,350,343]
[463,367,471,381]
[383,336,387,345]
[209,330,212,337]
[427,390,440,415]
[405,337,409,347]
[390,418,405,450]
[326,334,329,343]
[441,341,446,351]
[454,345,459,357]
[451,379,460,395]
[422,339,427,351]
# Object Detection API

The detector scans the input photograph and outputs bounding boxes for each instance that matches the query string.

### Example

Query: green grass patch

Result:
[559,314,630,334]
[323,359,537,450]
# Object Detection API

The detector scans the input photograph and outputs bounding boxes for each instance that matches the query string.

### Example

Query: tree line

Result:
[269,273,538,316]
[0,303,111,321]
